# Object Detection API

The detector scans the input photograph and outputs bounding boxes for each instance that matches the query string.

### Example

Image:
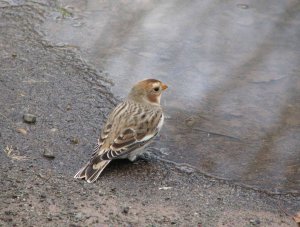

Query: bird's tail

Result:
[74,158,111,183]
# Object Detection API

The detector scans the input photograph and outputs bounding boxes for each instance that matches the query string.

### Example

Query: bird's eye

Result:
[154,87,160,92]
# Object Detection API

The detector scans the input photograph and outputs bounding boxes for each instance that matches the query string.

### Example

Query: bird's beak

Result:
[161,83,168,91]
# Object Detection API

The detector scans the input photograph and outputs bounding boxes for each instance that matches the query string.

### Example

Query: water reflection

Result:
[43,0,300,193]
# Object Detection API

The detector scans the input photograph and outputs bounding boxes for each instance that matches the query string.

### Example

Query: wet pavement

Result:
[41,0,300,193]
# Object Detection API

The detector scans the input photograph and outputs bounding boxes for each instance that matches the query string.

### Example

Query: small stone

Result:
[249,219,260,225]
[159,186,172,190]
[122,206,129,214]
[75,212,83,220]
[50,128,57,133]
[98,190,105,196]
[70,138,79,144]
[47,217,52,221]
[43,149,55,159]
[12,53,17,58]
[23,114,36,124]
[171,221,176,225]
[16,128,27,135]
[66,104,72,110]
[40,194,46,199]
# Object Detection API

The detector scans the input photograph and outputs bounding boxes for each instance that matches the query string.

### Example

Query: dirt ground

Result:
[0,2,299,226]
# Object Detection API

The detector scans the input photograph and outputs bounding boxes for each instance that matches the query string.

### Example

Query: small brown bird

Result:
[74,79,168,183]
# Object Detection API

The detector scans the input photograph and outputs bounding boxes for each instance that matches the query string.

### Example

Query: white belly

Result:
[118,142,150,161]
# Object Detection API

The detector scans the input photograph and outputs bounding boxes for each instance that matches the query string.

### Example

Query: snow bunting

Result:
[74,79,168,183]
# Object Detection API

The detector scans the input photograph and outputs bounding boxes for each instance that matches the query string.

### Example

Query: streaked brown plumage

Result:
[74,79,168,183]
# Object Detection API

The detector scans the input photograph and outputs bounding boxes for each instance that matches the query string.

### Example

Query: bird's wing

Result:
[91,101,127,154]
[92,122,113,153]
[93,105,163,161]
[99,128,159,160]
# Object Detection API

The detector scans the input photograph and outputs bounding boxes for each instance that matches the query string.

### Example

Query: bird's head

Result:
[128,79,168,105]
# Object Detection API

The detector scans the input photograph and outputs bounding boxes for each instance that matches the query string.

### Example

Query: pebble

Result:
[50,128,57,133]
[249,219,261,225]
[43,149,55,159]
[40,194,46,199]
[16,128,27,135]
[122,206,130,214]
[23,114,36,123]
[75,212,83,220]
[70,138,79,144]
[66,104,72,110]
[47,217,52,221]
[159,187,172,190]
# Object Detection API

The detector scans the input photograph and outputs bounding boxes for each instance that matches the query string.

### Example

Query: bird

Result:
[74,79,168,183]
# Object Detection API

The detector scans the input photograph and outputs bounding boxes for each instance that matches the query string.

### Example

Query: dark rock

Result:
[23,114,36,123]
[47,217,52,221]
[122,206,129,214]
[43,149,55,159]
[40,194,46,199]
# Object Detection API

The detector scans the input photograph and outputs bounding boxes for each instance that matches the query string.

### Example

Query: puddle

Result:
[40,0,300,193]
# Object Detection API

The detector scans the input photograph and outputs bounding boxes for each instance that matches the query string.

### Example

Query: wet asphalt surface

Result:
[42,0,300,194]
[0,1,299,226]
